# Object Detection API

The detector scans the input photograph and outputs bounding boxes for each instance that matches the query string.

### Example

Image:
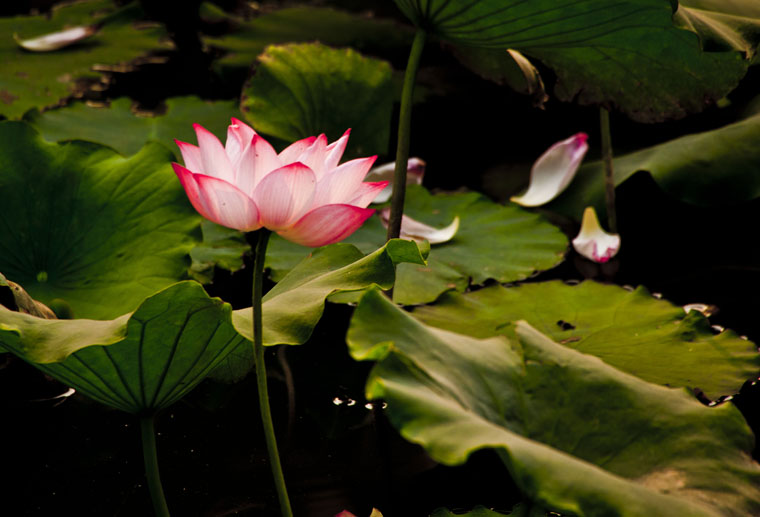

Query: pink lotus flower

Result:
[173,119,388,247]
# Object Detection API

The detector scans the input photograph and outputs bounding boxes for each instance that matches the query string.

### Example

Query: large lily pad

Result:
[393,0,747,121]
[412,281,759,400]
[210,239,426,382]
[0,121,200,319]
[348,288,760,516]
[241,42,393,157]
[24,96,242,156]
[546,111,760,218]
[0,281,245,414]
[266,186,568,305]
[0,1,168,119]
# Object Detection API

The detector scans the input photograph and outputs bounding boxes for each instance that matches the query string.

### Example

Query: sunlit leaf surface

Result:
[348,289,760,517]
[267,186,567,305]
[413,281,760,400]
[241,42,393,157]
[24,96,242,157]
[0,122,200,319]
[211,239,426,382]
[0,282,244,414]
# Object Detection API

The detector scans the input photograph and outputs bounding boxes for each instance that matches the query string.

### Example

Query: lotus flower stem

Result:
[250,228,293,517]
[140,416,171,517]
[387,28,427,240]
[600,108,617,233]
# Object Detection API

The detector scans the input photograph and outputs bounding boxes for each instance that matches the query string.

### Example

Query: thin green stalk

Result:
[140,416,171,517]
[600,108,617,233]
[251,228,293,517]
[386,28,427,241]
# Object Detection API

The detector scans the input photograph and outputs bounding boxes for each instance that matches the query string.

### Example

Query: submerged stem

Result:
[600,108,617,233]
[251,228,293,517]
[140,416,171,517]
[386,28,427,241]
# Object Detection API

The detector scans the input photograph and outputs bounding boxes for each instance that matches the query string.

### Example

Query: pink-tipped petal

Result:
[172,162,207,216]
[572,206,620,263]
[312,155,377,206]
[335,512,356,517]
[225,118,256,167]
[295,133,329,180]
[277,204,375,247]
[193,174,261,231]
[194,123,235,182]
[279,135,317,164]
[365,158,426,204]
[324,129,351,171]
[347,181,389,208]
[379,208,459,244]
[511,132,588,207]
[236,134,282,195]
[175,140,204,173]
[252,162,317,230]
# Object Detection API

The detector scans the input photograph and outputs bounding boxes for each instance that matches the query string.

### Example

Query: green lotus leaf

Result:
[241,42,393,158]
[210,239,426,382]
[188,221,249,284]
[412,281,760,400]
[0,121,200,319]
[348,288,760,517]
[203,5,413,74]
[546,111,760,218]
[393,0,746,121]
[24,96,242,157]
[0,281,245,414]
[0,1,168,119]
[266,186,567,305]
[676,0,760,61]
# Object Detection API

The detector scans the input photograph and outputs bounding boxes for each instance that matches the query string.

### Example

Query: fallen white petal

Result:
[380,208,459,244]
[511,133,588,207]
[366,157,425,204]
[15,25,98,52]
[572,206,620,263]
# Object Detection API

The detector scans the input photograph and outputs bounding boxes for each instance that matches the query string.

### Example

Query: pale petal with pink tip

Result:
[253,163,316,230]
[511,133,589,207]
[225,118,256,168]
[347,181,389,207]
[235,134,281,196]
[324,129,351,171]
[277,204,375,247]
[296,134,329,180]
[194,124,235,183]
[194,174,261,231]
[175,140,204,173]
[572,206,620,263]
[172,163,206,216]
[313,156,377,206]
[278,136,317,163]
[380,208,459,244]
